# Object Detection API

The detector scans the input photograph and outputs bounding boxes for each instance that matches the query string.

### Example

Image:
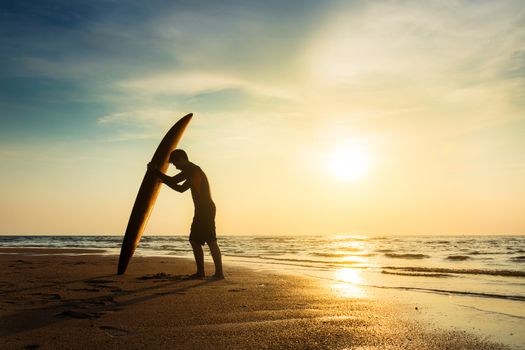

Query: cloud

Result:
[307,1,524,81]
[97,110,170,126]
[299,0,525,136]
[96,108,185,141]
[116,71,299,102]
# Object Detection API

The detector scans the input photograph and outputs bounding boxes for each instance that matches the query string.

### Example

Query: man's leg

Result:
[207,240,224,278]
[190,240,205,277]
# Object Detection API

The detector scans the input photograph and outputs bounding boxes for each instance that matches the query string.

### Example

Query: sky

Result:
[1,0,524,236]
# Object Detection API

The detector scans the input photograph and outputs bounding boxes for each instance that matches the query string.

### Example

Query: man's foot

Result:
[186,273,205,280]
[210,273,224,280]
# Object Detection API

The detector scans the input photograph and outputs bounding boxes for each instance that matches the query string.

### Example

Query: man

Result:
[148,149,224,279]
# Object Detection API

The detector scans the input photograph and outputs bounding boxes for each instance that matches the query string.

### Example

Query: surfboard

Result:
[117,113,193,275]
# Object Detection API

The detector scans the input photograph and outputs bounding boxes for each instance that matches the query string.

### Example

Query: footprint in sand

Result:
[85,279,116,290]
[9,260,35,269]
[0,281,14,288]
[69,287,100,292]
[88,295,117,307]
[86,279,113,284]
[23,345,40,349]
[57,309,104,319]
[30,292,61,300]
[100,325,130,337]
[15,259,32,264]
[137,273,170,280]
[137,273,187,281]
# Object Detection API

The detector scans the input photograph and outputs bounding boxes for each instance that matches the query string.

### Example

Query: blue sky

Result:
[1,0,524,235]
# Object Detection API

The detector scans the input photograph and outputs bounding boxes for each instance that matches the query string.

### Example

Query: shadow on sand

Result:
[0,273,218,336]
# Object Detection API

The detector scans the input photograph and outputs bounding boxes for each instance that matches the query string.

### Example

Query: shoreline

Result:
[0,248,516,349]
[0,247,107,254]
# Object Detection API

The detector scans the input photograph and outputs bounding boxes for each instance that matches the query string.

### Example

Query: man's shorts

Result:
[189,206,216,246]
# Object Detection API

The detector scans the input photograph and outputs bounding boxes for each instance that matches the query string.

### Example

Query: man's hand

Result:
[147,162,157,172]
[148,162,168,185]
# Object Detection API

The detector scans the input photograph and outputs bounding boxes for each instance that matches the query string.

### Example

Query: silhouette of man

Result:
[148,149,224,279]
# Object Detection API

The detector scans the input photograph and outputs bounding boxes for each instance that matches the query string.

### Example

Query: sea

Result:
[1,235,524,348]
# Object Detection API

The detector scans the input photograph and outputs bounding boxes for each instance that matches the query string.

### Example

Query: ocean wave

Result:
[155,248,189,253]
[384,266,525,277]
[367,236,389,241]
[379,285,525,302]
[446,255,470,261]
[384,253,430,259]
[332,235,369,241]
[257,256,363,266]
[311,251,374,258]
[339,246,365,252]
[155,244,185,250]
[428,240,450,244]
[262,250,295,255]
[222,253,262,259]
[467,251,504,255]
[316,275,525,302]
[311,252,353,258]
[381,270,451,278]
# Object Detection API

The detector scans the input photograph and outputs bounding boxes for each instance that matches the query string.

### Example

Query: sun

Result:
[327,145,370,182]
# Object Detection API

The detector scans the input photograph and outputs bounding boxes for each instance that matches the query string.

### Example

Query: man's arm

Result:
[149,166,190,193]
[164,176,190,193]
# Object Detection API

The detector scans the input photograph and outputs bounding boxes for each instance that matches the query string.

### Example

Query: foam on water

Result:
[1,234,523,300]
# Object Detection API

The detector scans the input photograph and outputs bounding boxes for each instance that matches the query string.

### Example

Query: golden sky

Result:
[1,1,524,235]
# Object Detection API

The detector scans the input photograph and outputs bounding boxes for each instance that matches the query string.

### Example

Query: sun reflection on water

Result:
[332,268,367,299]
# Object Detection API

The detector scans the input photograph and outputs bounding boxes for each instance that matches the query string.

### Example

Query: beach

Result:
[0,248,513,350]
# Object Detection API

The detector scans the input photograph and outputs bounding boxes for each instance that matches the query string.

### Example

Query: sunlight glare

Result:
[327,144,370,182]
[332,268,367,298]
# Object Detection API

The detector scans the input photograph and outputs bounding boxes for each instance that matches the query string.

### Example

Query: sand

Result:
[0,249,512,350]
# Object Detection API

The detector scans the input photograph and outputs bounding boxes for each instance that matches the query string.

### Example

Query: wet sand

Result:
[0,249,511,349]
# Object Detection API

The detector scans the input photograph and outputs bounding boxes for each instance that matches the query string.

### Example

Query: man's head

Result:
[169,149,189,169]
